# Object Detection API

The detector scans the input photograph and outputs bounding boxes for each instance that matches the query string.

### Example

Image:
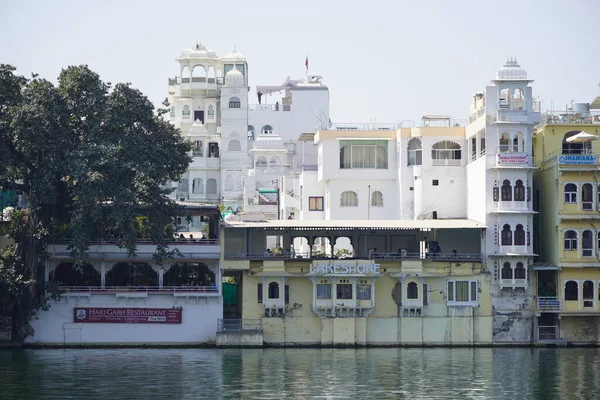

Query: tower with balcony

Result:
[466,58,540,343]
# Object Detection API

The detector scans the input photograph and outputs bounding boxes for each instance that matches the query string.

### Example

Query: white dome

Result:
[496,58,528,80]
[225,66,244,86]
[222,48,246,61]
[188,120,208,136]
[179,42,217,59]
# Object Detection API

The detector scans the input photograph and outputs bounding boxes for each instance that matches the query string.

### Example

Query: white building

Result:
[465,58,540,343]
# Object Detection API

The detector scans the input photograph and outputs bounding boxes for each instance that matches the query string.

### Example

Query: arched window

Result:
[269,157,281,172]
[564,183,577,203]
[563,131,591,154]
[515,262,526,280]
[512,88,524,110]
[182,105,190,119]
[262,125,273,135]
[178,179,189,193]
[181,66,190,81]
[582,230,593,256]
[248,125,255,140]
[565,280,578,301]
[341,191,358,207]
[514,180,525,201]
[564,230,577,250]
[228,140,241,152]
[501,262,512,279]
[501,224,512,245]
[207,105,214,118]
[229,97,241,108]
[407,282,418,299]
[501,180,512,201]
[499,88,510,109]
[582,183,593,210]
[256,156,267,171]
[170,106,175,118]
[225,175,233,191]
[192,178,203,194]
[371,191,383,207]
[192,65,206,81]
[268,282,280,299]
[407,138,422,166]
[206,179,217,194]
[499,133,511,153]
[193,140,203,157]
[583,280,594,307]
[513,132,524,153]
[431,141,461,160]
[514,224,525,246]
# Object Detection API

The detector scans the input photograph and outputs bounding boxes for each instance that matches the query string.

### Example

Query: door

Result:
[194,110,204,123]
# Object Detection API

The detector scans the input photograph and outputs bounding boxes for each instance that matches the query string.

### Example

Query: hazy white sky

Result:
[1,0,599,123]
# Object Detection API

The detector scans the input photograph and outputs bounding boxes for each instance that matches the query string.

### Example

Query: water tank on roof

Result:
[572,103,591,117]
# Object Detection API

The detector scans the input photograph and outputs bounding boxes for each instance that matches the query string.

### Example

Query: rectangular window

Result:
[257,283,263,303]
[317,283,331,299]
[336,283,353,300]
[309,196,324,211]
[339,140,388,169]
[423,283,429,306]
[432,180,439,186]
[357,281,371,300]
[447,280,478,305]
[285,285,290,305]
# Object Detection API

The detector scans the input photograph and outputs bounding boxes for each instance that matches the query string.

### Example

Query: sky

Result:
[1,0,599,124]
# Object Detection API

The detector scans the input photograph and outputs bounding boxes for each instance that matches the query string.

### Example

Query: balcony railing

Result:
[52,238,219,246]
[59,286,218,294]
[541,111,600,125]
[373,252,482,262]
[538,326,560,341]
[536,297,561,312]
[432,159,461,166]
[499,278,527,287]
[217,319,263,333]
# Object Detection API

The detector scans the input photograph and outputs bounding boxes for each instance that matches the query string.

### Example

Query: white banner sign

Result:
[310,263,381,275]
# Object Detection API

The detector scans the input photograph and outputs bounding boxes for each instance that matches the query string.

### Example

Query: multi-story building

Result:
[533,100,600,344]
[465,59,540,343]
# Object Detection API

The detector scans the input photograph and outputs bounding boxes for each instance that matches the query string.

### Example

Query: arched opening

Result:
[512,88,525,110]
[583,280,594,307]
[340,191,358,207]
[292,237,310,258]
[208,142,219,158]
[564,183,577,203]
[431,141,461,160]
[513,132,524,153]
[514,180,525,201]
[191,65,206,82]
[225,175,234,191]
[181,66,190,82]
[269,156,281,173]
[182,105,191,119]
[501,180,512,201]
[206,179,217,194]
[192,140,203,157]
[565,280,578,301]
[256,156,267,172]
[514,224,525,246]
[582,230,593,256]
[333,237,353,259]
[582,183,593,210]
[207,66,216,83]
[248,125,255,141]
[228,140,241,152]
[515,262,526,280]
[312,237,331,258]
[499,133,511,153]
[178,179,189,193]
[371,191,383,207]
[564,230,578,250]
[261,125,273,135]
[192,178,203,194]
[501,224,512,245]
[407,138,422,166]
[501,262,512,280]
[229,96,241,109]
[268,282,280,299]
[407,282,418,299]
[50,263,100,287]
[499,88,510,109]
[207,105,215,119]
[563,131,591,154]
[106,263,158,287]
[170,106,176,118]
[163,263,215,287]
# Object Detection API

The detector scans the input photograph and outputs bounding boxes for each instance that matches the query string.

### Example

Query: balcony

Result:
[499,278,527,288]
[59,285,218,296]
[498,245,529,254]
[224,251,482,262]
[248,104,290,112]
[536,297,561,312]
[432,159,461,166]
[541,110,600,126]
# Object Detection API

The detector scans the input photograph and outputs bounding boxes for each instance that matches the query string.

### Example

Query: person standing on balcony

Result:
[257,90,262,105]
[275,101,279,111]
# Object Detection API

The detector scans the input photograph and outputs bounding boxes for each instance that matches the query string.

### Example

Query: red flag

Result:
[305,56,308,71]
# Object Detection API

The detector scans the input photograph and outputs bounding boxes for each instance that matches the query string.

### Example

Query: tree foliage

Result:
[0,64,191,339]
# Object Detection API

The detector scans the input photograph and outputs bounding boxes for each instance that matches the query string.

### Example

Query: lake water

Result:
[1,348,600,399]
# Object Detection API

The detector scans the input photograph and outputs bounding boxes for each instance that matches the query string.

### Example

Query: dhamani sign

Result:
[558,155,597,165]
[73,308,182,324]
[497,154,528,164]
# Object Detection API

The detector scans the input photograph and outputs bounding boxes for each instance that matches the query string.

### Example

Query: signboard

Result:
[73,308,182,324]
[310,262,381,275]
[497,154,528,164]
[559,155,597,165]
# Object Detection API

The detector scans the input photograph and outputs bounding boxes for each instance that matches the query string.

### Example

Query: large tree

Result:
[0,64,191,339]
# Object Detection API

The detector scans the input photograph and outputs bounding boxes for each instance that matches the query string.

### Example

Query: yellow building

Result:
[533,107,600,344]
[220,219,493,346]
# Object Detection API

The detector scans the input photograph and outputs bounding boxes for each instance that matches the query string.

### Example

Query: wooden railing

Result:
[59,286,218,294]
[217,319,262,333]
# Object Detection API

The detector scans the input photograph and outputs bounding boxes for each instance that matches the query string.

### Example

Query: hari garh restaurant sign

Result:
[309,261,381,275]
[74,308,182,324]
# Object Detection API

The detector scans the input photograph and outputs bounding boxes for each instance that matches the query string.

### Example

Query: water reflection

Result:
[1,348,599,399]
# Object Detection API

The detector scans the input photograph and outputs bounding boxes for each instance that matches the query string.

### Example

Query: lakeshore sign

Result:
[497,154,528,165]
[558,154,597,165]
[73,307,182,324]
[309,262,381,275]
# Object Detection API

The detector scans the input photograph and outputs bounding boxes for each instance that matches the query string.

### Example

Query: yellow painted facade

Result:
[533,122,600,343]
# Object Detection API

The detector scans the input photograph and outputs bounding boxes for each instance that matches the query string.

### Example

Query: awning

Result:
[222,219,486,230]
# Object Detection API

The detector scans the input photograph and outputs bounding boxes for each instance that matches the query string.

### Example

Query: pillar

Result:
[158,266,164,288]
[100,261,107,288]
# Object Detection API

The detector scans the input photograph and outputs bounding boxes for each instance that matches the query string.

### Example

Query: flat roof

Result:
[222,219,486,230]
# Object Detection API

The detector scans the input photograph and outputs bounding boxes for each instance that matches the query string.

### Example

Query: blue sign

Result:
[559,155,597,165]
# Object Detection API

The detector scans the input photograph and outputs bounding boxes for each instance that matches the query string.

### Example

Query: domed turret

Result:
[222,47,246,61]
[496,57,528,80]
[188,119,208,136]
[179,41,218,60]
[225,65,244,86]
